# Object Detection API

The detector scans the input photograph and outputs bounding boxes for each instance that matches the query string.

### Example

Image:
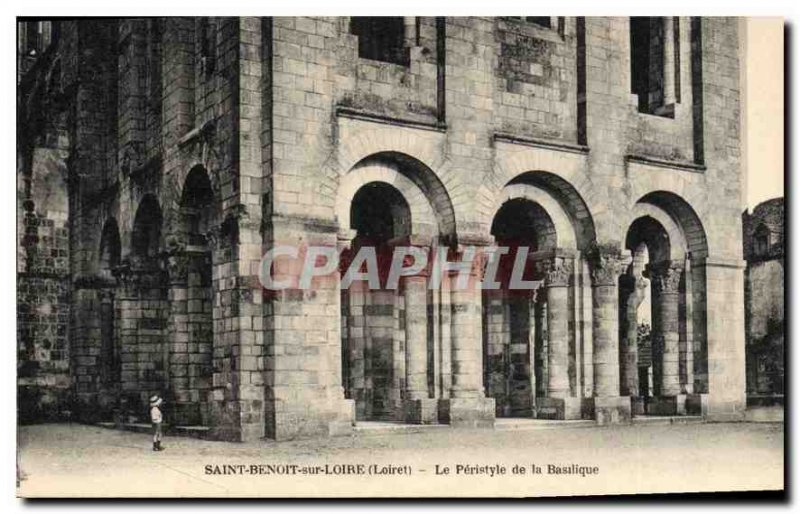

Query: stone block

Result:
[403,398,439,424]
[438,397,495,428]
[647,394,687,416]
[590,396,632,424]
[686,393,708,416]
[536,397,583,420]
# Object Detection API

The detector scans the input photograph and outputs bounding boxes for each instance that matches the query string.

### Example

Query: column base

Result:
[403,398,439,424]
[647,394,687,416]
[590,396,632,424]
[704,395,747,422]
[264,398,355,442]
[686,393,708,416]
[536,397,583,420]
[438,397,495,428]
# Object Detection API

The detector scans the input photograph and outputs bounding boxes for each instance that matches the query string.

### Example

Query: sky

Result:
[743,17,784,210]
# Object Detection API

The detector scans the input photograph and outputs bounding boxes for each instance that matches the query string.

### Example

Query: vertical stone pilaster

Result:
[165,249,191,423]
[700,259,746,420]
[663,17,677,107]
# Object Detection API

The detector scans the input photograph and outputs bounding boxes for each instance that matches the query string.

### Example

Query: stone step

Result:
[631,415,704,425]
[744,406,784,423]
[353,421,450,434]
[494,418,596,430]
[96,422,212,439]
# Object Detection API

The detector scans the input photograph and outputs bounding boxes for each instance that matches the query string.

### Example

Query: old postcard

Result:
[15,15,784,498]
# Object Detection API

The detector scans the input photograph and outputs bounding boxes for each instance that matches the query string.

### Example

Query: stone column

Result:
[439,246,495,427]
[165,249,192,424]
[534,254,581,420]
[337,230,359,410]
[544,261,571,398]
[403,17,417,48]
[402,272,437,423]
[527,288,539,414]
[619,274,648,414]
[662,17,677,107]
[648,260,685,415]
[589,250,632,423]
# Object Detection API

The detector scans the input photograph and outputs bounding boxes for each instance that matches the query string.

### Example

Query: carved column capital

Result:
[166,252,190,286]
[647,260,684,295]
[97,288,115,302]
[535,257,573,288]
[204,224,223,250]
[589,250,631,287]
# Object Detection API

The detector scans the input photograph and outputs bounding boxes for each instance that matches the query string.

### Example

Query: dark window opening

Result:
[630,17,668,115]
[351,17,408,66]
[525,17,551,28]
[200,18,216,77]
[147,20,162,104]
[20,21,52,57]
[754,226,771,256]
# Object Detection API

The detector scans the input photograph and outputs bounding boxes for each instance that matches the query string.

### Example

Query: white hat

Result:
[149,395,162,405]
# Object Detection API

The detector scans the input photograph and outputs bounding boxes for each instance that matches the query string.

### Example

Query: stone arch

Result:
[336,153,456,241]
[626,203,688,263]
[179,165,219,246]
[497,171,597,251]
[494,183,579,250]
[333,129,446,181]
[98,217,121,278]
[131,194,163,265]
[634,191,708,258]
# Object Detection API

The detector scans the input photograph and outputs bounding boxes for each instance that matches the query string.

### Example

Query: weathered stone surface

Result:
[17,17,748,439]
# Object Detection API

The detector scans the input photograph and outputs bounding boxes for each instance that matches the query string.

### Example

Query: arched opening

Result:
[131,195,162,267]
[484,198,558,418]
[622,206,701,416]
[754,224,771,257]
[338,153,456,426]
[344,181,413,422]
[99,218,121,278]
[172,166,216,425]
[351,182,411,243]
[630,191,709,409]
[98,218,121,386]
[124,196,169,416]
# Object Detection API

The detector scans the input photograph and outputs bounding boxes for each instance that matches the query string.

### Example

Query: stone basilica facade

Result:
[17,17,746,441]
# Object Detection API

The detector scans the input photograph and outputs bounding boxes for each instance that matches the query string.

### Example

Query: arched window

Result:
[754,224,771,256]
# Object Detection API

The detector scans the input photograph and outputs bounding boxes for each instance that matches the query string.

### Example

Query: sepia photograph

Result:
[13,9,785,500]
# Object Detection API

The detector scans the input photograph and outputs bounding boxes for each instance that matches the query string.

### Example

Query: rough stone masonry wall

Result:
[18,16,748,435]
[494,17,578,143]
[742,198,784,396]
[17,21,81,422]
[18,149,71,423]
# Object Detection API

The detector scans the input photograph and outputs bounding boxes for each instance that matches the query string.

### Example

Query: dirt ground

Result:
[16,420,784,498]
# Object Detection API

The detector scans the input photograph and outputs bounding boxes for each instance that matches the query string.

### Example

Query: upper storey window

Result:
[630,17,680,117]
[18,20,53,57]
[351,17,408,66]
[524,17,551,28]
[754,224,771,257]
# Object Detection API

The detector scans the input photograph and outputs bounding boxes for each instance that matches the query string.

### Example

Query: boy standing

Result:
[149,395,165,451]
